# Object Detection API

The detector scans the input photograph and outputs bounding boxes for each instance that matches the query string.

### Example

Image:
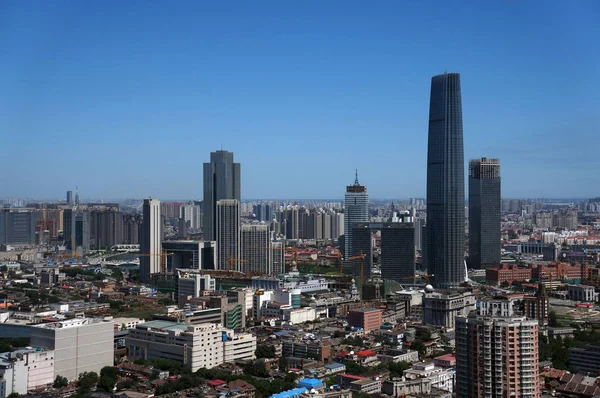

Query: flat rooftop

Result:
[31,318,108,329]
[136,320,189,332]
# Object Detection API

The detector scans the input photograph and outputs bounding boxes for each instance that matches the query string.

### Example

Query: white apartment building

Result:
[112,317,146,331]
[403,361,455,393]
[126,321,256,372]
[29,318,114,380]
[223,333,256,363]
[0,347,55,396]
[0,352,28,397]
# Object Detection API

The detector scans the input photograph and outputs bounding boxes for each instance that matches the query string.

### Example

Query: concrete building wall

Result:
[29,320,114,381]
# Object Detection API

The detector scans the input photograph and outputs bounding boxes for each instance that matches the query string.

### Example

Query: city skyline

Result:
[1,2,598,199]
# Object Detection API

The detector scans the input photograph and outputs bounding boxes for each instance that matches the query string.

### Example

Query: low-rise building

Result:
[282,339,331,363]
[422,291,476,329]
[126,321,256,372]
[569,345,600,376]
[403,361,455,393]
[568,285,598,302]
[349,378,381,394]
[378,349,419,364]
[347,308,383,332]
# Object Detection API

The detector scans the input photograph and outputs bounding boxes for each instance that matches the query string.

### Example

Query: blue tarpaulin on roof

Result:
[298,378,324,389]
[269,387,308,398]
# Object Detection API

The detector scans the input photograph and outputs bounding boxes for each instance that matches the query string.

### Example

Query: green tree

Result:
[549,310,559,327]
[411,341,427,357]
[77,371,99,393]
[111,268,124,281]
[255,345,275,359]
[54,375,69,388]
[7,392,20,398]
[97,366,117,392]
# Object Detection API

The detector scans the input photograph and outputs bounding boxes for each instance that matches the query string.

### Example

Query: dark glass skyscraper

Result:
[468,158,501,269]
[203,150,241,241]
[426,73,465,288]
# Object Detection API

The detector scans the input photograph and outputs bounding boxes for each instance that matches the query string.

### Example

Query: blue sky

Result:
[1,1,598,200]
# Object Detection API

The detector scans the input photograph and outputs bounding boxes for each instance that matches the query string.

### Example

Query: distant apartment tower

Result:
[241,224,271,274]
[271,241,285,275]
[29,318,114,381]
[456,299,540,398]
[426,73,465,288]
[344,171,369,260]
[216,199,241,271]
[140,199,162,283]
[380,222,416,283]
[468,158,501,269]
[66,191,73,204]
[73,211,91,254]
[203,150,241,241]
[0,209,38,245]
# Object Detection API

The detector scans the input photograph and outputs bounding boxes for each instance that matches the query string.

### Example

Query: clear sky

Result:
[1,1,599,200]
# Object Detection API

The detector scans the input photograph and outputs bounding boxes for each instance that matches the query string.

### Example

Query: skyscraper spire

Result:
[354,169,359,185]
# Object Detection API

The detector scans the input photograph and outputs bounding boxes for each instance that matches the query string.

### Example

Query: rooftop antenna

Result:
[354,169,359,185]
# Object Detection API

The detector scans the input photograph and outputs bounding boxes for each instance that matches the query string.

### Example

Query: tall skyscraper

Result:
[203,150,241,241]
[468,158,501,269]
[344,171,369,260]
[426,72,466,288]
[241,224,271,274]
[456,299,540,397]
[140,199,162,283]
[380,222,415,283]
[66,191,73,204]
[216,199,241,271]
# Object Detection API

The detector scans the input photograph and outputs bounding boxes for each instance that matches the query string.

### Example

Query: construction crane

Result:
[137,252,173,274]
[347,251,367,278]
[225,256,248,272]
[244,245,286,274]
[333,248,344,276]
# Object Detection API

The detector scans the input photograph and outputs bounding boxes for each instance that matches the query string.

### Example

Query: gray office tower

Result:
[203,150,241,241]
[380,223,415,283]
[426,72,466,288]
[350,223,373,278]
[344,172,369,260]
[66,191,73,204]
[140,199,162,283]
[468,158,501,269]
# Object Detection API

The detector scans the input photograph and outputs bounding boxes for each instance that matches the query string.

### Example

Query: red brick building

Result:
[347,308,383,332]
[486,264,532,285]
[533,263,588,282]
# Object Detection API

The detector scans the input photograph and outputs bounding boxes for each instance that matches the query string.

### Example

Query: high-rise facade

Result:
[0,209,37,245]
[350,223,373,278]
[380,222,415,283]
[216,199,241,271]
[203,150,241,241]
[468,158,501,269]
[241,224,271,274]
[456,299,540,398]
[344,172,368,260]
[66,191,73,205]
[426,72,466,288]
[140,199,162,283]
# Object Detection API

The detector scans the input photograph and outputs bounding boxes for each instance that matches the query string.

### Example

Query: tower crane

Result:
[224,256,248,272]
[347,251,367,278]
